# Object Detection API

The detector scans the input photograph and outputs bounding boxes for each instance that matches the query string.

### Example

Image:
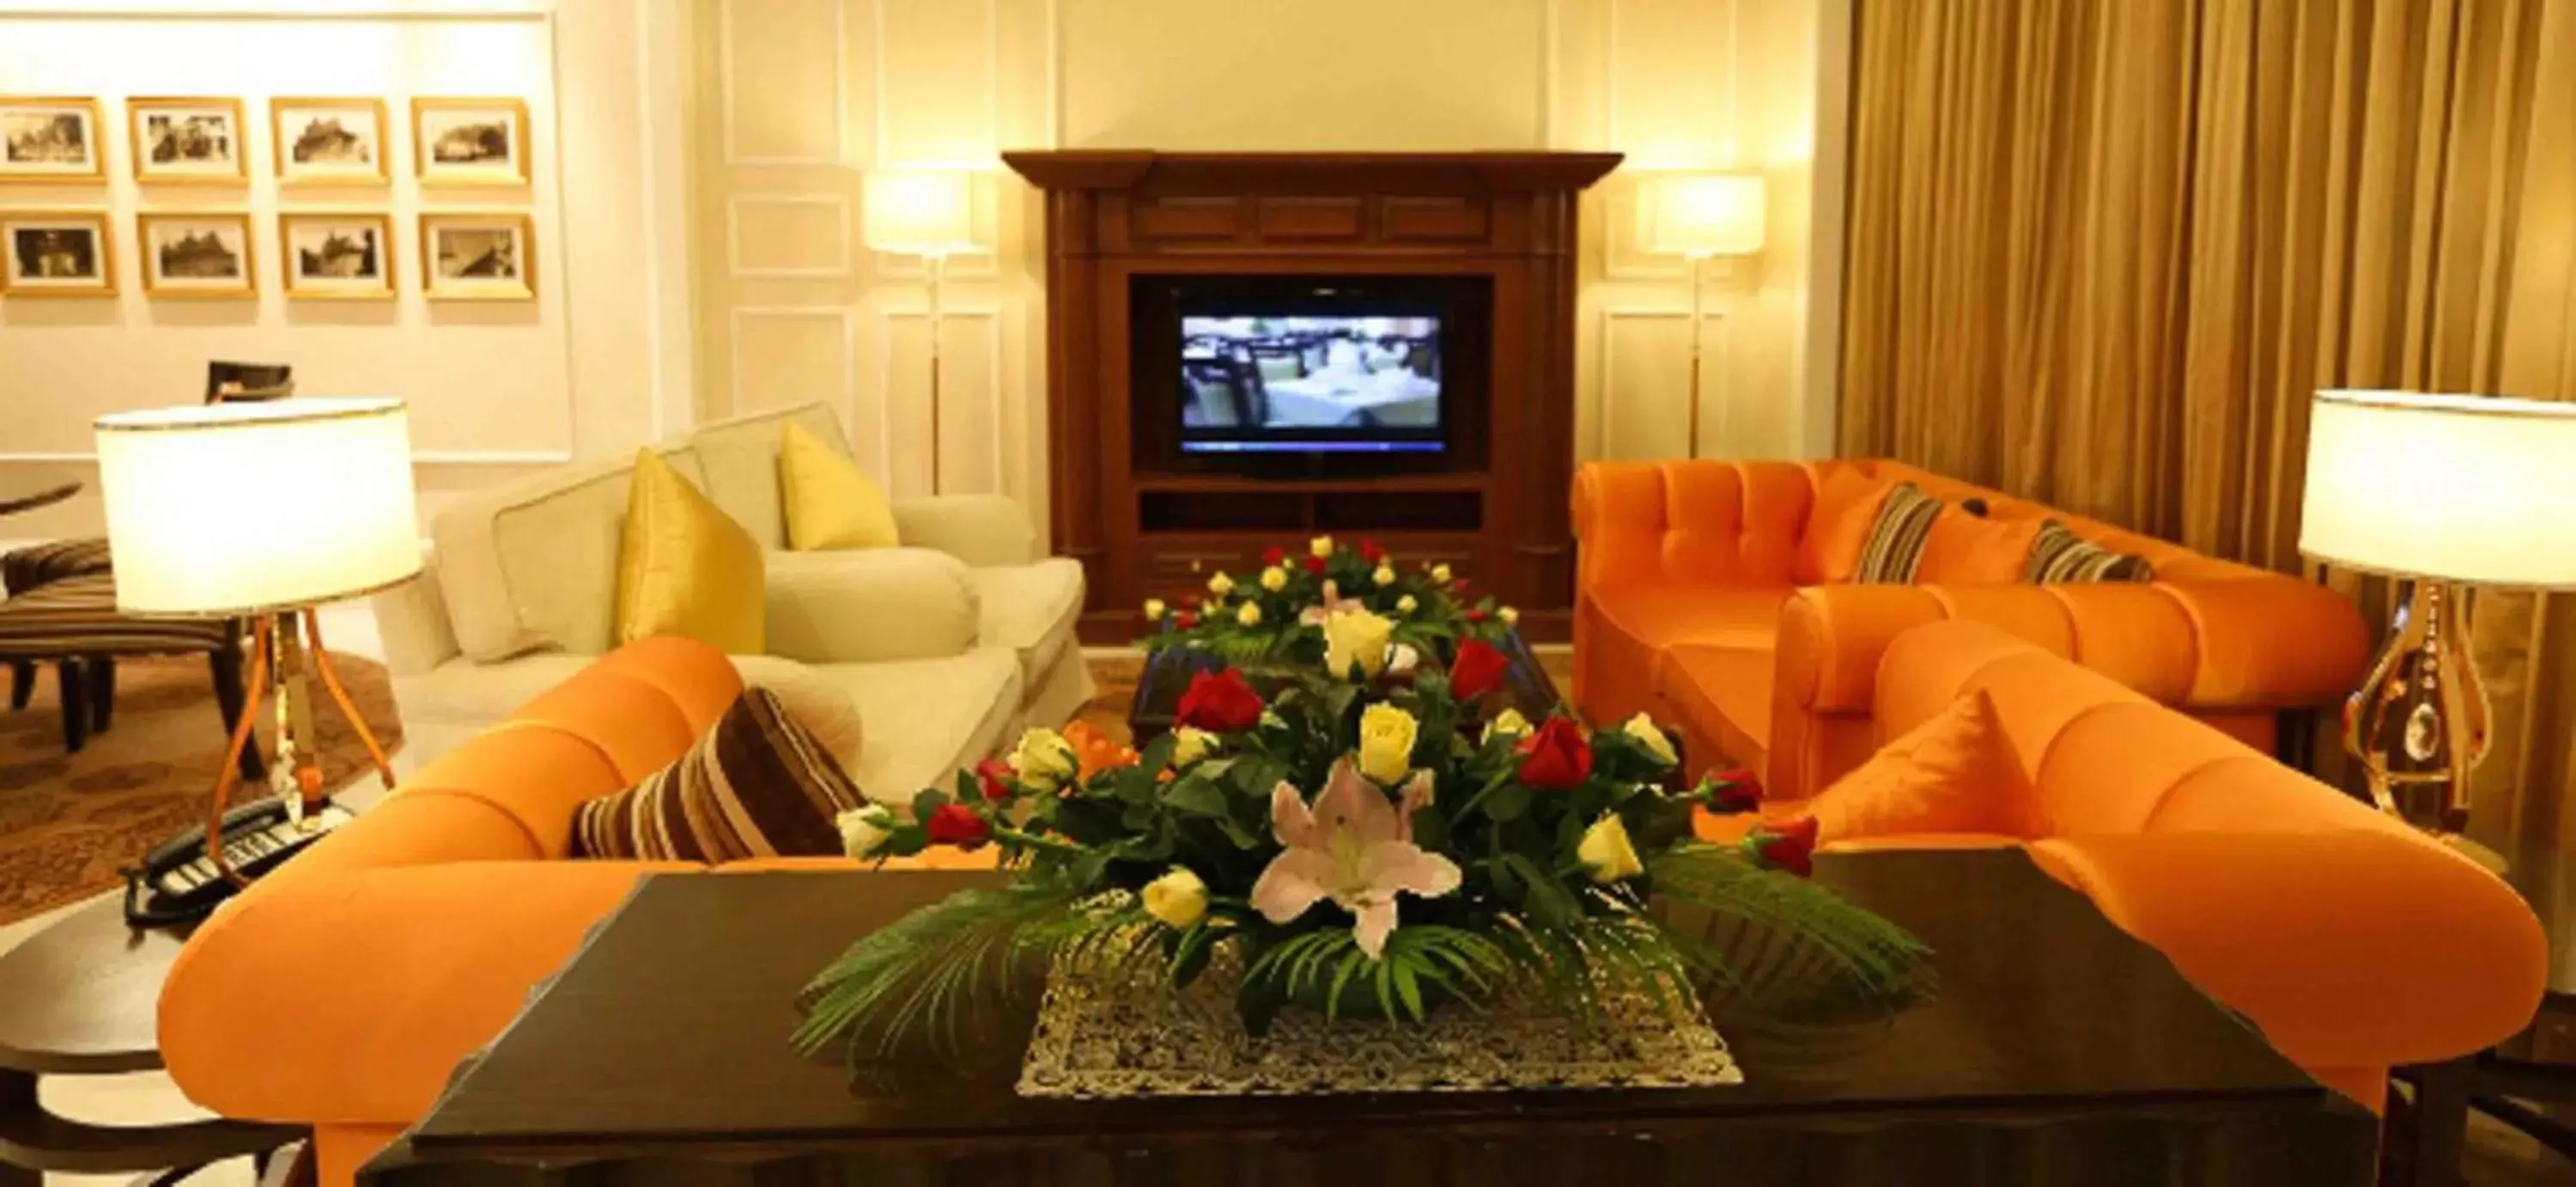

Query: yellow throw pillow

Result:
[779,420,900,551]
[616,448,766,653]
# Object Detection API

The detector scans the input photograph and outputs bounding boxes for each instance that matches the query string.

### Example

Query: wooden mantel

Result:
[1004,149,1621,646]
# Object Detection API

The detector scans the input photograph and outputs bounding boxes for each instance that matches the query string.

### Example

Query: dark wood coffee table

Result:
[0,895,303,1187]
[359,850,2374,1186]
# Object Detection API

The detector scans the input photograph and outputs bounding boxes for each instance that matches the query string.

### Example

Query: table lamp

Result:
[2300,389,2576,831]
[1642,173,1765,459]
[94,397,418,875]
[863,168,977,493]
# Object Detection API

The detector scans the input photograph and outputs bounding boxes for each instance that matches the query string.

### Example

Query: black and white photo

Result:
[413,98,529,185]
[129,98,246,181]
[138,212,253,296]
[0,98,102,178]
[273,98,387,184]
[0,211,113,296]
[281,212,392,299]
[421,212,533,300]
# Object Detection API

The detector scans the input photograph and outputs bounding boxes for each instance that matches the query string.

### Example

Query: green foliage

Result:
[1646,844,1936,1003]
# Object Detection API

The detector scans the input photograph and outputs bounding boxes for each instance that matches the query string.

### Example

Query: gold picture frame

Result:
[0,97,105,180]
[411,97,530,186]
[137,211,256,298]
[128,97,249,184]
[279,211,394,301]
[419,211,534,301]
[0,210,115,297]
[271,97,389,186]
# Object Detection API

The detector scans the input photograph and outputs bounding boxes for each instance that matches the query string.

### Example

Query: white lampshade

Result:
[94,397,422,616]
[2300,389,2576,588]
[1643,173,1766,259]
[862,168,977,257]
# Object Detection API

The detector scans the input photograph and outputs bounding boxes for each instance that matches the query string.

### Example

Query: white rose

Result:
[1236,600,1262,626]
[1206,570,1235,596]
[1170,726,1218,766]
[836,806,896,861]
[1009,727,1078,788]
[1431,563,1454,583]
[1577,813,1645,884]
[1388,643,1421,674]
[1621,713,1679,765]
[1142,867,1210,928]
[1261,566,1288,592]
[1498,606,1520,626]
[1483,707,1532,744]
[1143,598,1167,621]
[1372,563,1397,587]
[1309,535,1336,558]
[1396,594,1419,615]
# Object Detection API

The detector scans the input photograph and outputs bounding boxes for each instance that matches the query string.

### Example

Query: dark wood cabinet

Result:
[1003,151,1619,646]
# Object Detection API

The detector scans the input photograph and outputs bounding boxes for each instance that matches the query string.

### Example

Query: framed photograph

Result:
[0,210,114,297]
[0,98,103,180]
[420,212,533,300]
[129,97,246,182]
[280,212,392,300]
[137,212,254,297]
[412,98,529,186]
[272,97,387,185]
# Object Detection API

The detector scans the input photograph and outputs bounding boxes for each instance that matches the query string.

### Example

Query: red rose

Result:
[1359,538,1385,563]
[1176,668,1266,734]
[1514,717,1594,790]
[1751,815,1820,878]
[1466,608,1488,624]
[975,759,1015,801]
[1303,554,1327,575]
[1707,768,1763,813]
[1452,580,1471,594]
[1175,610,1199,630]
[1449,637,1509,702]
[926,802,991,849]
[1262,545,1286,566]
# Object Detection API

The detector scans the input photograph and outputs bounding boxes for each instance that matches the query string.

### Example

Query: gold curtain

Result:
[1843,0,2576,853]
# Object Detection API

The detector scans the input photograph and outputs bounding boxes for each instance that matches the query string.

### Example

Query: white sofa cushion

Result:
[810,648,1024,804]
[432,447,711,661]
[688,403,849,551]
[969,559,1085,685]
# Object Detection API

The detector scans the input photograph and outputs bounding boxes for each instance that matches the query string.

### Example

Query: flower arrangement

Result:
[1139,534,1514,671]
[793,653,1932,1064]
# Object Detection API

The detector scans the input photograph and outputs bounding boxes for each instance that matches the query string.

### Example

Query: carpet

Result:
[0,652,402,926]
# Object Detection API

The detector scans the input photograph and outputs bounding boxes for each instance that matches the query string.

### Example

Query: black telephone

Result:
[123,795,355,928]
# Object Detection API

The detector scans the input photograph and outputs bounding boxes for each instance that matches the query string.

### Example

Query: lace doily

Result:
[1018,950,1743,1098]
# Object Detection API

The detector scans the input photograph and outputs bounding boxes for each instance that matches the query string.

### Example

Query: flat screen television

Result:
[1175,284,1449,456]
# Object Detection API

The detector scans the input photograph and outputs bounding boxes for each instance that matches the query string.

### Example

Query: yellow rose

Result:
[1141,867,1210,928]
[1309,535,1336,558]
[1236,600,1262,626]
[1170,726,1218,766]
[1498,606,1520,626]
[1578,813,1645,884]
[1261,565,1288,592]
[1143,598,1167,620]
[1621,712,1679,765]
[1207,570,1235,596]
[1358,703,1419,784]
[1396,594,1419,615]
[1483,707,1532,744]
[1321,608,1396,679]
[836,805,896,860]
[1431,563,1454,583]
[1372,563,1397,587]
[1009,727,1077,789]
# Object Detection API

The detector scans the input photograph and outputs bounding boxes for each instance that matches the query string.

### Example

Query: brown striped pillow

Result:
[570,687,866,861]
[1853,483,1944,583]
[2023,520,2155,583]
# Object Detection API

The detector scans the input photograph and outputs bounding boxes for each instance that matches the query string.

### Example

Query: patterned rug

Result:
[0,653,401,926]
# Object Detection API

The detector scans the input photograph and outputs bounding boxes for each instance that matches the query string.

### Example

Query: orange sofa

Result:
[1571,459,2370,798]
[1759,618,2547,1111]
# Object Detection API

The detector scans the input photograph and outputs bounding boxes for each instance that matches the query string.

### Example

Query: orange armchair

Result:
[1571,459,2369,798]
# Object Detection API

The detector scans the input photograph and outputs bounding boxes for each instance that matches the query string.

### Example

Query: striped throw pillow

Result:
[571,687,866,861]
[2023,520,2154,583]
[1853,483,1944,583]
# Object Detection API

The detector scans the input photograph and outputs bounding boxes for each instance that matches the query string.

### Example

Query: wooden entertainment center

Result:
[1003,150,1620,646]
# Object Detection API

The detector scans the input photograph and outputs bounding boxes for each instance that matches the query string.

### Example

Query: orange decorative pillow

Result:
[1808,689,2046,842]
[1915,512,2045,583]
[1798,466,1900,584]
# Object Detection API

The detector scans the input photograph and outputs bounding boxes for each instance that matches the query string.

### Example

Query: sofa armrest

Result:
[161,861,686,1127]
[765,547,981,664]
[894,495,1039,568]
[2026,832,2545,1074]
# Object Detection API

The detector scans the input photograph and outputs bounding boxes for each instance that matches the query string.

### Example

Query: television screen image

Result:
[1179,314,1443,453]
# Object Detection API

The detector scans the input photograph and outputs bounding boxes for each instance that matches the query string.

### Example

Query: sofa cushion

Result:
[1807,690,2046,842]
[688,403,848,550]
[616,450,766,654]
[570,687,866,861]
[970,559,1085,686]
[808,648,1024,804]
[1916,512,2044,583]
[1853,482,1941,583]
[1796,464,1899,583]
[780,420,900,551]
[2026,520,2155,583]
[434,447,713,661]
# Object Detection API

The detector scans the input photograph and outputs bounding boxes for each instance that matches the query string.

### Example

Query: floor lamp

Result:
[2299,389,2576,834]
[94,397,420,880]
[1643,173,1765,459]
[863,168,979,495]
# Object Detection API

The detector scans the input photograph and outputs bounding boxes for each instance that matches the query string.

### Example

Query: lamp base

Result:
[205,609,397,881]
[2345,581,2490,834]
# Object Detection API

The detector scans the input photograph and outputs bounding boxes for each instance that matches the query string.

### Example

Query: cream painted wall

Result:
[688,0,1850,539]
[0,0,689,545]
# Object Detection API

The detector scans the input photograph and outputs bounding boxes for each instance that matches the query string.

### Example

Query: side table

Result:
[0,895,303,1186]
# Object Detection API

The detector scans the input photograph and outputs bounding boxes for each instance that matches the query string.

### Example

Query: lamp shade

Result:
[1643,173,1766,258]
[861,168,976,257]
[94,397,421,616]
[2300,389,2576,588]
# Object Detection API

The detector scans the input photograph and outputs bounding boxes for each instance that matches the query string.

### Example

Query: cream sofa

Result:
[373,403,1091,801]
